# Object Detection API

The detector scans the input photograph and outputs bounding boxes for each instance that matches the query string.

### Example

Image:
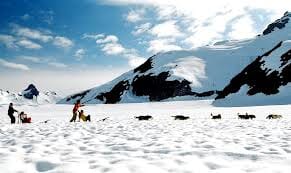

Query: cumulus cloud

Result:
[11,24,53,43]
[96,35,126,55]
[0,24,75,50]
[53,36,74,48]
[101,43,125,55]
[74,48,86,60]
[147,38,182,53]
[96,35,119,44]
[0,59,30,71]
[126,9,145,23]
[0,34,17,48]
[150,20,183,38]
[95,34,146,67]
[132,23,152,35]
[228,15,256,40]
[17,39,42,49]
[82,33,104,40]
[100,0,289,51]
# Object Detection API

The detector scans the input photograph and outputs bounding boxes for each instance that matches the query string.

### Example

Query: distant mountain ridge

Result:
[0,84,61,105]
[59,11,291,106]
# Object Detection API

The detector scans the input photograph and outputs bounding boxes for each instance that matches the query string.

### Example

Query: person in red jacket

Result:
[19,111,32,123]
[70,100,84,122]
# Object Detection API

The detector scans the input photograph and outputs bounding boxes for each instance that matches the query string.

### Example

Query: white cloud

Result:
[95,34,145,67]
[96,35,119,44]
[101,0,289,51]
[124,54,146,67]
[1,24,74,50]
[101,43,126,55]
[228,15,256,40]
[0,34,17,48]
[48,62,68,68]
[0,59,30,71]
[11,24,53,43]
[82,33,104,40]
[147,38,182,53]
[19,56,42,63]
[96,35,126,55]
[132,23,152,35]
[150,20,183,38]
[74,49,86,60]
[53,36,74,48]
[126,9,145,23]
[17,39,42,49]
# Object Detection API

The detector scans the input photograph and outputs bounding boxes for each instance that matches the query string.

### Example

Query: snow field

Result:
[0,101,291,173]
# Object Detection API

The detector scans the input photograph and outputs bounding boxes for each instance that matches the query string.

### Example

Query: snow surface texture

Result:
[1,101,291,173]
[0,89,61,105]
[59,12,291,106]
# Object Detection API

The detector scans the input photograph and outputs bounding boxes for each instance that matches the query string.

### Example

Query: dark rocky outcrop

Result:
[193,90,217,97]
[66,90,90,102]
[23,84,39,99]
[96,80,129,104]
[263,11,290,35]
[133,55,155,73]
[131,72,193,101]
[216,41,291,100]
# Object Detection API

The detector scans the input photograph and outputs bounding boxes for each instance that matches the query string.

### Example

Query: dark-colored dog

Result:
[172,115,190,120]
[248,114,256,119]
[266,114,282,119]
[211,113,221,119]
[238,113,256,119]
[135,115,153,121]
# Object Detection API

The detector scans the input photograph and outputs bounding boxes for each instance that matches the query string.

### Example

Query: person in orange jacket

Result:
[70,100,84,122]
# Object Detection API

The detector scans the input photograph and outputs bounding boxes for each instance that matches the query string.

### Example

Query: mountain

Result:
[59,12,291,106]
[0,84,61,105]
[22,84,40,100]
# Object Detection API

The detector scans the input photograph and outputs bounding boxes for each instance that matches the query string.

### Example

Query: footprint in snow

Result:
[35,161,58,172]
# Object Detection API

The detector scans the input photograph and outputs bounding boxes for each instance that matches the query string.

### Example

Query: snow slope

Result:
[1,102,291,173]
[214,40,291,107]
[59,12,291,105]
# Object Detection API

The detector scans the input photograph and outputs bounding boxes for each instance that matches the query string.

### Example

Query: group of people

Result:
[7,100,91,124]
[70,100,91,122]
[8,103,32,124]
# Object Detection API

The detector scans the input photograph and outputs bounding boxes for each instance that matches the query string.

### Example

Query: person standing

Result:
[70,100,84,122]
[8,103,18,124]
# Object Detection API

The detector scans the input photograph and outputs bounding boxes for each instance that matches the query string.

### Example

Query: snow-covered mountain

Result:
[59,12,291,106]
[0,84,61,105]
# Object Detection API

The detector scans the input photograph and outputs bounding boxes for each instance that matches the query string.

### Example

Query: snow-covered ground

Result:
[1,101,291,173]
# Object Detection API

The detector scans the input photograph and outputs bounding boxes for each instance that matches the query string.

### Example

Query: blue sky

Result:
[0,0,289,94]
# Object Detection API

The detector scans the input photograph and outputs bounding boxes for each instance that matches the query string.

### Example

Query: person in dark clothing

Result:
[8,103,18,124]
